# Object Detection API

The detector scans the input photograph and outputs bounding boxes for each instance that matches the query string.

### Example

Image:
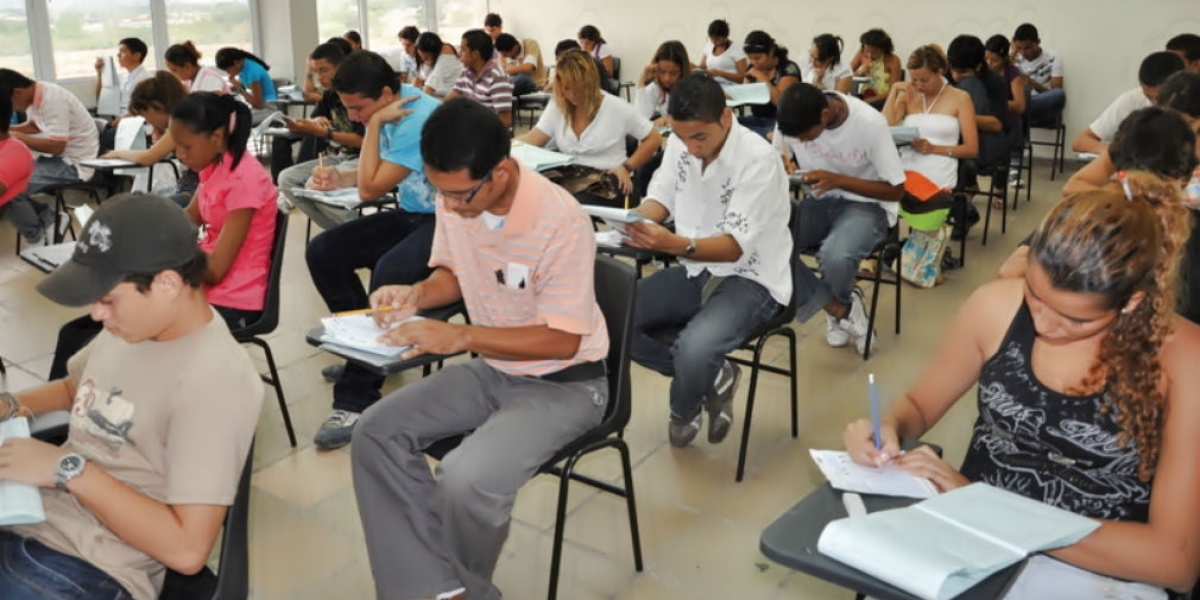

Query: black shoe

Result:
[321,363,344,383]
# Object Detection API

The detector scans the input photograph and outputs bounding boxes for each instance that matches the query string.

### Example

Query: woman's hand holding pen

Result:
[892,446,970,492]
[843,417,900,468]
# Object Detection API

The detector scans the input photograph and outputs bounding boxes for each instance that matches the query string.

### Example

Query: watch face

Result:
[61,455,83,472]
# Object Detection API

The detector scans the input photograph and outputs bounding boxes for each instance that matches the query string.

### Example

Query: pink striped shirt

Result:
[429,163,608,376]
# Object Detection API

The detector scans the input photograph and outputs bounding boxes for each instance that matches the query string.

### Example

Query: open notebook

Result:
[0,418,46,526]
[810,449,937,499]
[818,483,1099,600]
[511,143,576,172]
[318,314,422,358]
[292,187,363,210]
[724,82,770,107]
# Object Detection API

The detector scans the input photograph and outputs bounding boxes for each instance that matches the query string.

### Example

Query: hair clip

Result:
[1118,171,1133,201]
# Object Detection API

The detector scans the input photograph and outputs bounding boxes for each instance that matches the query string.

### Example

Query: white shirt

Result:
[591,42,613,61]
[119,65,150,115]
[634,81,668,119]
[776,92,906,225]
[646,122,794,305]
[1089,87,1149,142]
[801,57,853,91]
[191,66,231,94]
[399,52,420,75]
[420,54,463,97]
[703,41,745,85]
[27,81,100,180]
[1015,49,1063,92]
[534,93,652,170]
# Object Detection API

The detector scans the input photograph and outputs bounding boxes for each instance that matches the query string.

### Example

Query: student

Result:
[0,193,262,600]
[397,26,421,82]
[803,34,853,93]
[984,35,1026,166]
[578,24,614,79]
[882,44,978,192]
[303,51,442,450]
[0,68,100,244]
[0,93,35,244]
[636,41,689,123]
[845,173,1200,598]
[47,93,279,380]
[775,83,906,356]
[344,30,363,52]
[1166,33,1200,72]
[273,42,365,197]
[739,30,802,137]
[698,19,747,85]
[947,35,1010,191]
[351,98,609,600]
[445,29,513,129]
[215,47,278,119]
[1011,23,1064,126]
[1072,52,1185,154]
[413,32,463,98]
[550,39,613,94]
[626,74,791,447]
[517,50,661,207]
[164,41,230,94]
[849,29,903,105]
[93,37,151,117]
[483,12,503,41]
[494,33,545,96]
[103,72,194,207]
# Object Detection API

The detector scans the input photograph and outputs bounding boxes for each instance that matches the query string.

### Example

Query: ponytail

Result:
[774,44,791,65]
[165,41,202,67]
[170,92,253,169]
[813,34,844,66]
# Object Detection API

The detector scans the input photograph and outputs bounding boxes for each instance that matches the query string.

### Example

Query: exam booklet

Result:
[0,418,46,526]
[817,483,1099,600]
[582,205,647,235]
[810,449,937,499]
[724,82,770,107]
[318,314,422,358]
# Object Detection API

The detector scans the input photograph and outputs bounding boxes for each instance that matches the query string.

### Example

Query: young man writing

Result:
[351,98,609,600]
[0,193,261,600]
[1011,23,1065,126]
[445,29,514,128]
[1072,51,1184,154]
[775,83,906,356]
[303,50,443,450]
[625,73,792,447]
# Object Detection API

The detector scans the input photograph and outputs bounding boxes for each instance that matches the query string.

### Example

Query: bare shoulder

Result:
[1161,316,1200,390]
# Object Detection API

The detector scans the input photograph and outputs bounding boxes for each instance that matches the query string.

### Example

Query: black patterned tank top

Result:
[958,301,1151,522]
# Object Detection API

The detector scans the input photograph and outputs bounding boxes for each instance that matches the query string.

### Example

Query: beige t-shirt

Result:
[9,312,263,600]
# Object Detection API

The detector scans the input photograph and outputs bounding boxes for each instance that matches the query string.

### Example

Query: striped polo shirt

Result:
[453,60,513,115]
[429,162,608,376]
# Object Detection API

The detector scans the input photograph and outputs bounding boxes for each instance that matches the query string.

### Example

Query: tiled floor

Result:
[0,159,1076,600]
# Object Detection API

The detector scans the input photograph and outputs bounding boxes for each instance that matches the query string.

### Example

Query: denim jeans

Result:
[793,197,889,323]
[280,156,357,231]
[630,267,782,420]
[1027,88,1066,127]
[511,74,537,97]
[305,209,437,412]
[0,530,133,600]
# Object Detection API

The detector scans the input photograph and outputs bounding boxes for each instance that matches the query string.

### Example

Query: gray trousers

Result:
[351,358,608,600]
[1,157,80,242]
[279,156,358,231]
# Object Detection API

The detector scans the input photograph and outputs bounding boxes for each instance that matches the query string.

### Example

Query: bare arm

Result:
[768,75,800,107]
[885,56,904,87]
[1071,128,1107,154]
[356,110,413,200]
[975,114,1003,133]
[12,131,67,156]
[1049,75,1064,91]
[106,130,175,165]
[834,75,853,94]
[601,56,614,77]
[14,379,76,415]
[201,208,254,285]
[1008,77,1026,114]
[1063,150,1113,197]
[516,128,551,147]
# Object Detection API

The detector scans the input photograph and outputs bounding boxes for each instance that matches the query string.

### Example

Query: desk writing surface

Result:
[760,484,1022,600]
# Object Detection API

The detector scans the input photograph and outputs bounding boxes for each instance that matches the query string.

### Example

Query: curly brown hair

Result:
[1030,171,1190,481]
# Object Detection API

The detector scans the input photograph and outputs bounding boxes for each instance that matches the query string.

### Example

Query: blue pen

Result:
[869,373,882,451]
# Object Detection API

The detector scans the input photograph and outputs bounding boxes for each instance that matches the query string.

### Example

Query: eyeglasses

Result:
[438,169,493,204]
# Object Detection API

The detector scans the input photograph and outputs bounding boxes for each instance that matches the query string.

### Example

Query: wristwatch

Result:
[55,453,87,490]
[683,237,697,257]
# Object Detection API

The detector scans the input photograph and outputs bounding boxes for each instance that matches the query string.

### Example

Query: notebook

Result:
[20,242,76,273]
[96,57,121,117]
[0,418,47,526]
[817,483,1100,600]
[724,82,770,107]
[890,126,920,145]
[511,143,576,171]
[318,314,422,358]
[810,449,937,499]
[292,187,363,210]
[582,205,647,235]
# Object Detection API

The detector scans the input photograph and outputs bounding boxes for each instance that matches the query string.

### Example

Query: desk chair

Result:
[513,93,550,128]
[854,229,903,361]
[303,194,398,243]
[423,256,643,600]
[29,417,255,600]
[230,211,297,447]
[1029,113,1068,181]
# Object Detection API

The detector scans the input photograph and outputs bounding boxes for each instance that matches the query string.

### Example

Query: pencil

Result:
[624,194,630,210]
[318,152,325,171]
[334,305,405,318]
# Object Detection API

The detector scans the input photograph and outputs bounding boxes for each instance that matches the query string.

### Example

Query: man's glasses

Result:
[438,169,493,204]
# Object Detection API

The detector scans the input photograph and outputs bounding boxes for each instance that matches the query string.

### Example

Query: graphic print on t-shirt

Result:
[72,378,136,452]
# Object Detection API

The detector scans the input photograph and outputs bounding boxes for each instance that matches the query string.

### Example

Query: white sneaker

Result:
[855,324,878,357]
[40,212,70,245]
[838,287,871,339]
[825,313,850,347]
[277,193,294,212]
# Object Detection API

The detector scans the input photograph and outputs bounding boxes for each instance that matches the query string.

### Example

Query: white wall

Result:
[494,0,1200,144]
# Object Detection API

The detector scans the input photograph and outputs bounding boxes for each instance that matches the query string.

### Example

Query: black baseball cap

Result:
[37,193,199,307]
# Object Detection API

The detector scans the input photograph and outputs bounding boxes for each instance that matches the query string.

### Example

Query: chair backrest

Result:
[781,199,801,323]
[593,255,637,432]
[232,210,289,337]
[611,56,622,81]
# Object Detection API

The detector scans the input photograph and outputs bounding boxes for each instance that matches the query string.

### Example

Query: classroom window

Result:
[435,0,487,43]
[47,0,156,79]
[366,0,425,52]
[165,0,255,69]
[0,0,33,76]
[317,0,361,46]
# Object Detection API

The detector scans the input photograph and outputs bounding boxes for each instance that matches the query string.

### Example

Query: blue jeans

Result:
[1028,88,1066,127]
[511,74,537,97]
[631,267,782,419]
[737,115,775,138]
[305,209,437,412]
[0,530,132,600]
[794,197,888,323]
